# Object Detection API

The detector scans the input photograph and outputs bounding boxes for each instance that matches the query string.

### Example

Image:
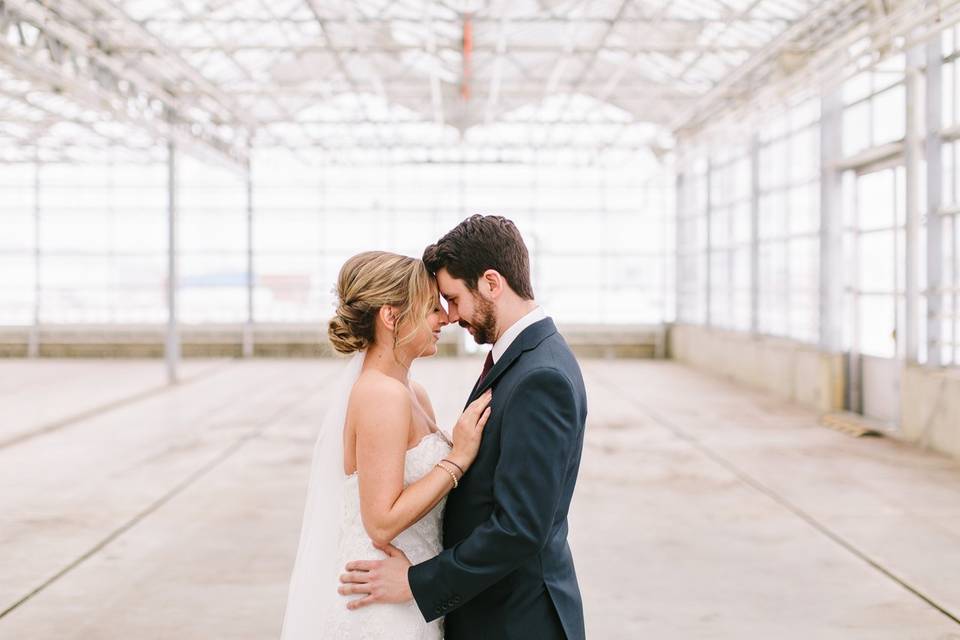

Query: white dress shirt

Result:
[491,306,547,364]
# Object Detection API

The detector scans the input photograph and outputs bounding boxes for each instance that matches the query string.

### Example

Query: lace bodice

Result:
[339,431,451,565]
[325,430,452,639]
[280,353,450,640]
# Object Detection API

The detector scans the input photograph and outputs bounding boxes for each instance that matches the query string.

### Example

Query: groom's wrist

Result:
[404,565,415,601]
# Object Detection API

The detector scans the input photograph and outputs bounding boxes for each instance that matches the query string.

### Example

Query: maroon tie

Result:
[477,351,494,387]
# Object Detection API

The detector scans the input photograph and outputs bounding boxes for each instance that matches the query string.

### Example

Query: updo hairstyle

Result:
[328,251,436,355]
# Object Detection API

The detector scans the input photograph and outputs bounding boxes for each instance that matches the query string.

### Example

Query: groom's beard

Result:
[461,294,497,345]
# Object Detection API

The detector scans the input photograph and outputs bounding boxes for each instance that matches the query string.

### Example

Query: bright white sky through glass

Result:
[0,150,675,328]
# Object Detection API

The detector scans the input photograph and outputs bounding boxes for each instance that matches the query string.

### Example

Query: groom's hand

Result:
[339,543,413,610]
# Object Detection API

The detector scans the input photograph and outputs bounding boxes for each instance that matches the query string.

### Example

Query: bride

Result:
[281,251,493,639]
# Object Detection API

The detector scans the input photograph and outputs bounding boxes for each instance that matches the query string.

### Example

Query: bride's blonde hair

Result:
[328,251,436,355]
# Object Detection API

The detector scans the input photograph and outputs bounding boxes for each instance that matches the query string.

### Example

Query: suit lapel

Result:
[465,317,557,404]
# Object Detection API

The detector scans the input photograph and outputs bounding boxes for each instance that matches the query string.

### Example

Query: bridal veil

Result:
[280,351,366,639]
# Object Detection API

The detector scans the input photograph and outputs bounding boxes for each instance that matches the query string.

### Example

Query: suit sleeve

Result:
[407,367,578,622]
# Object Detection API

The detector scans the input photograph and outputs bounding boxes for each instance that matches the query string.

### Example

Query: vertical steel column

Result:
[318,154,328,353]
[165,116,180,384]
[704,157,713,326]
[28,151,41,358]
[674,166,684,323]
[749,135,760,335]
[458,158,466,220]
[387,149,397,248]
[319,153,327,269]
[532,150,541,292]
[927,34,943,367]
[598,163,607,323]
[819,89,844,353]
[904,44,925,364]
[243,147,254,358]
[725,161,735,328]
[660,164,671,332]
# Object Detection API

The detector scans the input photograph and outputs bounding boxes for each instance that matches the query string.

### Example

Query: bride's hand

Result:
[448,389,492,473]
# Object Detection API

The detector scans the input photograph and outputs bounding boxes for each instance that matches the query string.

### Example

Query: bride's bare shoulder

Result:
[348,371,411,418]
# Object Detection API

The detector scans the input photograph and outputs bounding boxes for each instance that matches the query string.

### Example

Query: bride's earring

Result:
[387,310,408,370]
[388,311,398,350]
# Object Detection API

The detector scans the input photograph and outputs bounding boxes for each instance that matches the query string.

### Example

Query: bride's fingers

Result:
[477,406,491,429]
[468,402,486,422]
[346,594,377,610]
[470,390,492,411]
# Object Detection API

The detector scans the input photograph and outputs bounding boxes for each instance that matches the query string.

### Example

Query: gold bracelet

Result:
[435,462,458,489]
[441,458,465,475]
[437,459,462,480]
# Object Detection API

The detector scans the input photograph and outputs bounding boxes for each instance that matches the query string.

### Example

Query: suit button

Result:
[453,596,461,604]
[434,606,442,614]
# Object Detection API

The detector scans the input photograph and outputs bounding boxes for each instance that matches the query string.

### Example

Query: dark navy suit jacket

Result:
[408,317,588,640]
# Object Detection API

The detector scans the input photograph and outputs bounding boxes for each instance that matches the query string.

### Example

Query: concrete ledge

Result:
[0,325,336,358]
[0,323,666,360]
[668,323,844,413]
[558,323,664,359]
[900,365,960,459]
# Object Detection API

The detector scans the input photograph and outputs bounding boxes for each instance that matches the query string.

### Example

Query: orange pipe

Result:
[461,17,472,101]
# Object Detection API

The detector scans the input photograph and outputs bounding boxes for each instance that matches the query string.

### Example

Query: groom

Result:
[338,214,587,639]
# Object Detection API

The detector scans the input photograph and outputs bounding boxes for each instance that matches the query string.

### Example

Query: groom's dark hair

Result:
[423,214,534,300]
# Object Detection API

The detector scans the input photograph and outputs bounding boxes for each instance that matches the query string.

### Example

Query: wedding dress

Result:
[281,352,450,640]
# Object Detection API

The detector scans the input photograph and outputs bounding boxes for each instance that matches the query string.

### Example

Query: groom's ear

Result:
[480,269,504,300]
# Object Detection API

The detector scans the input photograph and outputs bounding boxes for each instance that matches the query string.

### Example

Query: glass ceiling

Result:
[0,0,862,165]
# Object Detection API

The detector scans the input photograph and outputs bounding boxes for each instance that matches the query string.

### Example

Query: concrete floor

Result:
[1,358,959,639]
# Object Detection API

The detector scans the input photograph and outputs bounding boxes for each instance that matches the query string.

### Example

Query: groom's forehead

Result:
[436,269,463,293]
[438,284,464,303]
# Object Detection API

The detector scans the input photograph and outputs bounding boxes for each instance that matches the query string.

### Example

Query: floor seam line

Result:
[0,360,236,451]
[0,367,339,620]
[591,365,960,627]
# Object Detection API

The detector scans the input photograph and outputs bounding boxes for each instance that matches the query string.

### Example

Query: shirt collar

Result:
[491,306,546,363]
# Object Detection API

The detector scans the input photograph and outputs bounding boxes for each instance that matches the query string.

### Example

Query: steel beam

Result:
[243,148,255,359]
[2,0,249,165]
[671,0,766,87]
[541,0,634,143]
[705,157,713,327]
[927,31,944,367]
[302,0,386,148]
[165,116,180,384]
[673,0,863,134]
[483,0,509,126]
[819,88,844,353]
[137,16,794,27]
[750,135,760,335]
[177,86,700,100]
[424,2,447,128]
[904,42,924,363]
[109,44,768,55]
[675,167,684,323]
[28,151,40,359]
